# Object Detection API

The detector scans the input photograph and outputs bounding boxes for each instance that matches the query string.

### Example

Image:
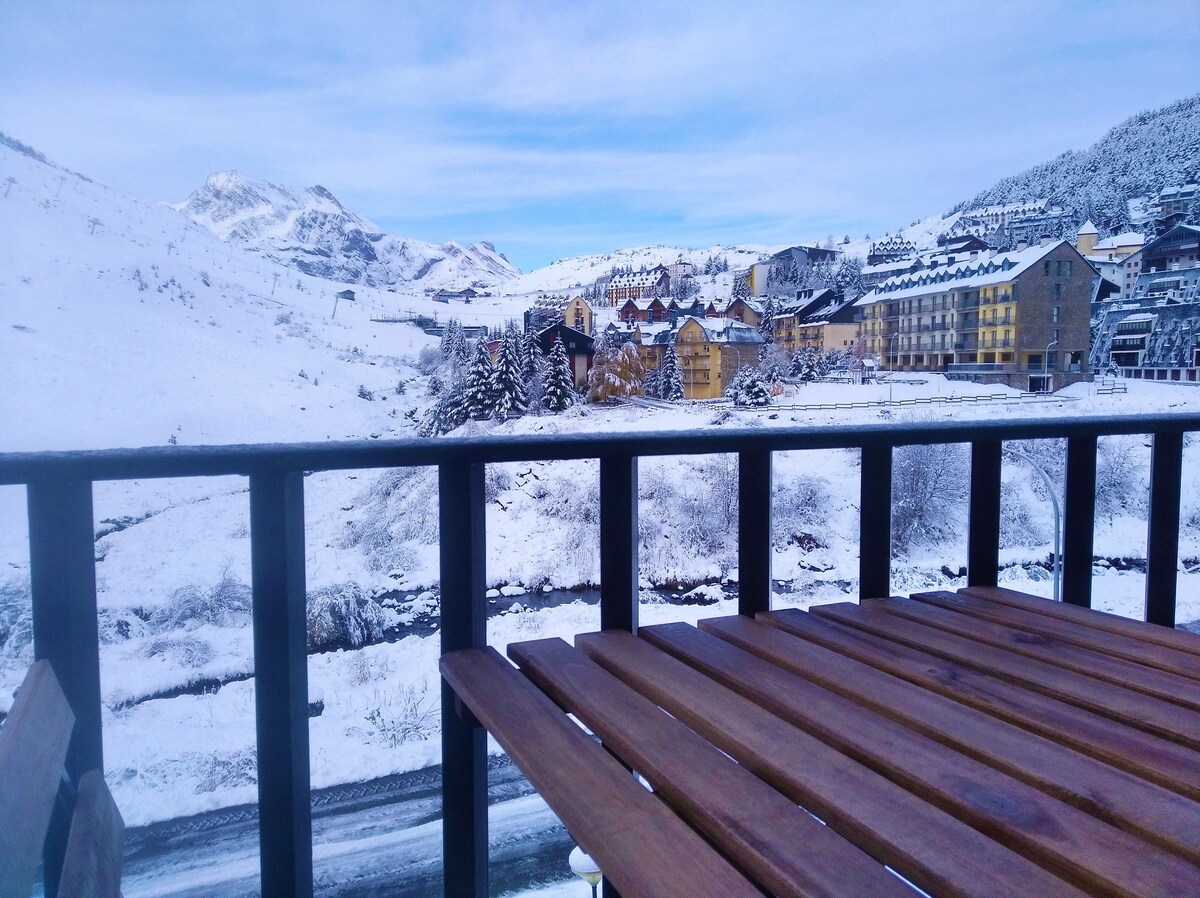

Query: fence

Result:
[1,411,1196,897]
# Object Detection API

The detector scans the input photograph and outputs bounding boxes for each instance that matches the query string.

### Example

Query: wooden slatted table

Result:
[441,589,1200,898]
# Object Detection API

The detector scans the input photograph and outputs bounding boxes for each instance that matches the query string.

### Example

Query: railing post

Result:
[1062,436,1097,607]
[249,471,313,898]
[600,455,638,633]
[28,478,102,898]
[439,462,488,898]
[738,450,772,615]
[859,445,892,599]
[968,440,1002,588]
[1146,431,1183,627]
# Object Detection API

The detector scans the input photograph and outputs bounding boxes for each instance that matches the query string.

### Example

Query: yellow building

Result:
[674,317,764,400]
[561,296,593,335]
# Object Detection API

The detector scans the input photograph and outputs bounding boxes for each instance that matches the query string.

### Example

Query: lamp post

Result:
[885,331,900,405]
[1043,338,1058,393]
[569,846,602,898]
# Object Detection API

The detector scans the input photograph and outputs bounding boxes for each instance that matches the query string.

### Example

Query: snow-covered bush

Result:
[152,573,252,631]
[415,346,442,375]
[485,465,513,503]
[356,384,374,401]
[0,580,32,663]
[306,583,387,651]
[140,634,215,668]
[773,474,832,548]
[726,367,771,407]
[999,479,1047,548]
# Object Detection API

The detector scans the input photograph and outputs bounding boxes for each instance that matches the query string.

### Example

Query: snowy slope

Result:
[503,243,775,295]
[0,143,455,452]
[175,171,520,290]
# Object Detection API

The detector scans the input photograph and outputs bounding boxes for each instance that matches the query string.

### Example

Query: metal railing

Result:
[1,413,1195,898]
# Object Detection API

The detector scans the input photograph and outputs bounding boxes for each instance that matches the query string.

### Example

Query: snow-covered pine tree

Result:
[463,339,496,420]
[543,336,575,412]
[658,341,684,401]
[759,296,776,344]
[725,366,771,407]
[522,329,542,382]
[731,274,750,300]
[834,258,866,300]
[418,375,470,436]
[790,346,818,382]
[492,329,528,422]
[643,364,661,400]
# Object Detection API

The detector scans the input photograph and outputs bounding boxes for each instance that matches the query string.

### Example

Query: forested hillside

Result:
[952,94,1200,233]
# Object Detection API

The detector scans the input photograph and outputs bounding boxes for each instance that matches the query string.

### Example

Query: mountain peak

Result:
[177,171,519,288]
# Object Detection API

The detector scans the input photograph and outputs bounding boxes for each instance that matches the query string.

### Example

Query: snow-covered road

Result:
[120,758,576,897]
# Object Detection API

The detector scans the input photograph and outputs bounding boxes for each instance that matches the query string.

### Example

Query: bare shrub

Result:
[355,682,439,747]
[141,634,215,667]
[773,474,831,549]
[152,571,252,631]
[891,442,969,555]
[1096,436,1147,521]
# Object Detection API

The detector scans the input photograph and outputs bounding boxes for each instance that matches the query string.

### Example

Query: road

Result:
[120,757,576,897]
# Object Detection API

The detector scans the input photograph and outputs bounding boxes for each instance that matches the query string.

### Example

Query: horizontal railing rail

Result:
[4,411,1198,898]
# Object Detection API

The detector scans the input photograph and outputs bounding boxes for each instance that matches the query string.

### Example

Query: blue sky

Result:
[3,1,1198,271]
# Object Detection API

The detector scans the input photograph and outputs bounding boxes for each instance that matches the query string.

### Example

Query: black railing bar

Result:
[1,413,1197,485]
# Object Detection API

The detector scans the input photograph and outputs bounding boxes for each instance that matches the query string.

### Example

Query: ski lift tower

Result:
[332,288,356,319]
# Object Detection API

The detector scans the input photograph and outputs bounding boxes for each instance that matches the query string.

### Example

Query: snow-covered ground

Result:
[5,137,1200,896]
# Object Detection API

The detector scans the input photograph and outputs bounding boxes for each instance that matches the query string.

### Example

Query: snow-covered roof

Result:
[678,316,764,344]
[725,297,764,314]
[609,269,668,290]
[1092,232,1145,251]
[862,259,916,276]
[1077,220,1099,236]
[1119,313,1157,323]
[856,241,1078,305]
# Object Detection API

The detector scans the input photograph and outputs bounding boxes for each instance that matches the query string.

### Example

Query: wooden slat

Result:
[58,769,124,898]
[762,608,1200,803]
[700,614,1200,866]
[508,637,909,898]
[439,647,762,898]
[576,629,1088,898]
[877,596,1200,711]
[637,622,1200,898]
[913,589,1200,680]
[960,585,1200,656]
[812,601,1200,750]
[0,660,74,898]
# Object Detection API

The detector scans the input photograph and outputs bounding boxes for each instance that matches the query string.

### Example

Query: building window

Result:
[1052,305,1060,323]
[1064,260,1072,277]
[1053,284,1061,301]
[1044,261,1050,276]
[1053,329,1060,342]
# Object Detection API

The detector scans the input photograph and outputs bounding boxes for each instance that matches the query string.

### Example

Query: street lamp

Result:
[569,846,602,897]
[885,331,900,405]
[1005,448,1062,603]
[1043,339,1058,392]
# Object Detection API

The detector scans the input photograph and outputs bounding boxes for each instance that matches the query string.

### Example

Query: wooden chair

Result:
[0,660,123,898]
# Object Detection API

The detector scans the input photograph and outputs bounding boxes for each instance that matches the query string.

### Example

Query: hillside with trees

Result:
[950,93,1200,234]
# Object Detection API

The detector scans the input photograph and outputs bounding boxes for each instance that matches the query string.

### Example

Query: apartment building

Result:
[857,239,1095,390]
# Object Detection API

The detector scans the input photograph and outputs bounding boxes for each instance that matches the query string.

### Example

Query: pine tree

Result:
[522,329,542,382]
[463,339,496,420]
[543,336,575,412]
[658,341,684,401]
[789,347,818,382]
[492,329,528,422]
[725,366,771,407]
[643,364,661,399]
[419,375,469,436]
[732,275,750,300]
[759,296,776,344]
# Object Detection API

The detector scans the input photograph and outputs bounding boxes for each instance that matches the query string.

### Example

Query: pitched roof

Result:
[1077,220,1099,236]
[677,316,765,345]
[608,269,668,290]
[1092,231,1146,251]
[855,240,1088,305]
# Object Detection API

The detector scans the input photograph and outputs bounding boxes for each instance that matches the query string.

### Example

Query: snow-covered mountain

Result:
[175,171,520,290]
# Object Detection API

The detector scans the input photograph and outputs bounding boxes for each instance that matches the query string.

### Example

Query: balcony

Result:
[3,415,1197,897]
